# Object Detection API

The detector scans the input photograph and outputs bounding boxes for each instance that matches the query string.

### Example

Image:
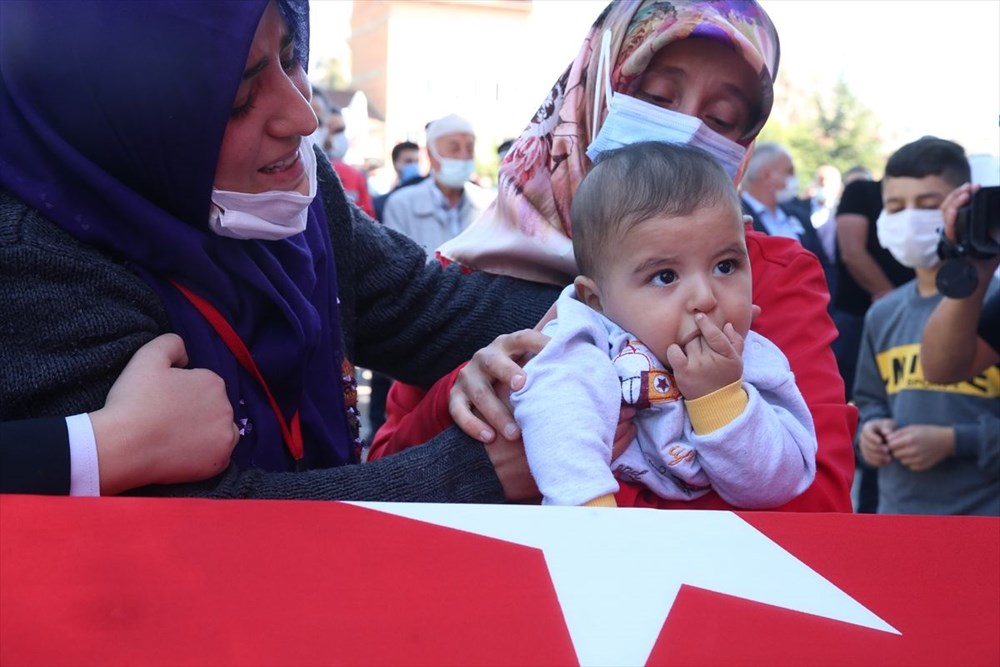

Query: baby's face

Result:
[585,198,753,368]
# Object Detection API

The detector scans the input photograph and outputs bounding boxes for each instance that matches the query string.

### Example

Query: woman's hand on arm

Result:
[90,334,239,495]
[449,329,550,443]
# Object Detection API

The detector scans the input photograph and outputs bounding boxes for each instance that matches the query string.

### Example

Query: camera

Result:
[936,185,1000,298]
[939,185,1000,261]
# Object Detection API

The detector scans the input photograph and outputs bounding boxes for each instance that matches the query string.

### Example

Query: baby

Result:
[511,141,817,508]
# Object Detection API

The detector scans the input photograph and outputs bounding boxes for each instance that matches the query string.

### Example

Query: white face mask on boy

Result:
[208,137,318,241]
[875,208,944,269]
[585,30,747,180]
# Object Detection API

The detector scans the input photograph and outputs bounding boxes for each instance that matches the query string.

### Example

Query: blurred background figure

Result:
[843,165,874,187]
[373,140,425,222]
[804,164,843,270]
[382,113,491,259]
[830,166,913,514]
[741,142,835,292]
[311,86,376,219]
[854,137,998,516]
[497,138,514,164]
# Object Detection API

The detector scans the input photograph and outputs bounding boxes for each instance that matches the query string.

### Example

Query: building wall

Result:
[349,0,536,170]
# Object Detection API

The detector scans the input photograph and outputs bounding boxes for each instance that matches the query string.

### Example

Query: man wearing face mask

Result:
[373,141,425,223]
[853,137,999,516]
[740,143,833,287]
[311,88,376,219]
[382,114,491,261]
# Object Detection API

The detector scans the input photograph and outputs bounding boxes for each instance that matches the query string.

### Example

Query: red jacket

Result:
[332,160,376,220]
[369,228,857,512]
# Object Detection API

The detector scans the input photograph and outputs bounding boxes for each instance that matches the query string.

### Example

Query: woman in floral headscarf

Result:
[372,0,857,513]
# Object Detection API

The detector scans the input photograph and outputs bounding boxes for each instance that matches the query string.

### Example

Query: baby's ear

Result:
[574,275,604,313]
[751,303,762,322]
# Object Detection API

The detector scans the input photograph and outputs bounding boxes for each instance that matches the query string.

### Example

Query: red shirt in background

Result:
[332,160,375,220]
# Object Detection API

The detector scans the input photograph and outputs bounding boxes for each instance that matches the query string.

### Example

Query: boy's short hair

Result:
[884,136,970,189]
[571,141,739,278]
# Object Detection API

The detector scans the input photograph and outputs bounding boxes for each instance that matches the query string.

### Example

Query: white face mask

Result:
[429,135,475,189]
[327,132,349,162]
[584,30,747,180]
[209,138,317,241]
[813,185,834,207]
[776,175,799,203]
[876,208,944,269]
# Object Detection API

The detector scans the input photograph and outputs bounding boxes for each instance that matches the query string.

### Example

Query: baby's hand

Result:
[666,314,744,399]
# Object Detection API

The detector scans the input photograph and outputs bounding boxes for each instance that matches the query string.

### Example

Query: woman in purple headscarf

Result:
[0,0,557,499]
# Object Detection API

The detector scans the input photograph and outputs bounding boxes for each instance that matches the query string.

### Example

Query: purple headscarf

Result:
[0,0,357,471]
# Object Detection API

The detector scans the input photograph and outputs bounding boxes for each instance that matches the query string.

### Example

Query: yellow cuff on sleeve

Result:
[583,494,618,507]
[685,379,748,435]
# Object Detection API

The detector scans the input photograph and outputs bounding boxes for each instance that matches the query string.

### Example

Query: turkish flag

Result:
[1,495,997,666]
[657,512,1000,666]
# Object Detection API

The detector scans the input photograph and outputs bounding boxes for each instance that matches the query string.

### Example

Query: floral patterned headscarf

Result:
[437,0,780,285]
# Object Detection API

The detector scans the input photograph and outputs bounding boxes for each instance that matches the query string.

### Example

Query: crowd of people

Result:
[1,0,996,517]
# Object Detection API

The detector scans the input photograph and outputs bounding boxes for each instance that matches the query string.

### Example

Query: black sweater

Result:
[0,153,559,500]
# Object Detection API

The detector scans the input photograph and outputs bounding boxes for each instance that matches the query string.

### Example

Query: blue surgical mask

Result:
[585,30,747,180]
[398,162,422,182]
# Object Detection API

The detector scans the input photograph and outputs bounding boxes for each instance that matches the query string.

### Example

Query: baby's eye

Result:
[715,259,737,275]
[652,270,677,286]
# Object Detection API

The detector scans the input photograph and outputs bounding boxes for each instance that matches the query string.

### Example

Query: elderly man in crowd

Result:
[382,114,491,260]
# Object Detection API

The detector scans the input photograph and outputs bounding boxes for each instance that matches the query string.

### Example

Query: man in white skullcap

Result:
[382,114,492,260]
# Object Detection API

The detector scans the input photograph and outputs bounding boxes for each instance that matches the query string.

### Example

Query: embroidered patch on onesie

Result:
[614,341,682,409]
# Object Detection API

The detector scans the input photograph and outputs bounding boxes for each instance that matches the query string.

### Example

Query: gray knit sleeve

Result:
[317,158,561,387]
[148,426,508,503]
[0,194,168,420]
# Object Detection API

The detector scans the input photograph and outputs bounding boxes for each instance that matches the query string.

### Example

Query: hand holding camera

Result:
[936,184,1000,298]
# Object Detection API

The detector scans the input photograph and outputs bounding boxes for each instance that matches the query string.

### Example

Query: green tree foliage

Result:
[312,56,349,92]
[759,76,885,191]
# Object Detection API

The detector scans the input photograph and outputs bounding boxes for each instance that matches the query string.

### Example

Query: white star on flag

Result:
[352,503,899,666]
